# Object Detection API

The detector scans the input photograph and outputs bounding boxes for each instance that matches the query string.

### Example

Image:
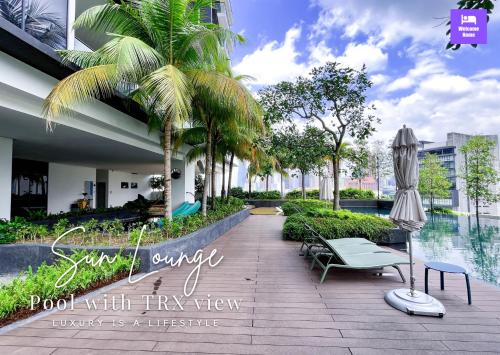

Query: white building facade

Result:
[0,0,234,220]
[418,132,500,216]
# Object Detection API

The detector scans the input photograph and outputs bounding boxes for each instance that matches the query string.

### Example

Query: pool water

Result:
[347,207,500,287]
[412,214,499,287]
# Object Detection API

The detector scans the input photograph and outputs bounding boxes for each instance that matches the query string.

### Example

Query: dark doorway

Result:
[11,159,48,218]
[96,182,107,209]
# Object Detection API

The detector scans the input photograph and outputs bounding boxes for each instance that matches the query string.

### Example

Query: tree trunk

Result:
[227,152,234,202]
[266,175,269,191]
[201,121,212,217]
[163,119,173,219]
[248,176,252,196]
[301,172,306,199]
[221,154,226,200]
[210,135,217,210]
[430,193,434,214]
[332,155,341,210]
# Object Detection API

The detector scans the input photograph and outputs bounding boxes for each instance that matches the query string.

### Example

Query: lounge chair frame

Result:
[303,224,407,284]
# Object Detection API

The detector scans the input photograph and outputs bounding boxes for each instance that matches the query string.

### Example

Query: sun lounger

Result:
[176,201,201,218]
[304,225,409,283]
[172,202,191,218]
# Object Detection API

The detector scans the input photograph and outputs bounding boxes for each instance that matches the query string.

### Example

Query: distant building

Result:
[418,132,499,215]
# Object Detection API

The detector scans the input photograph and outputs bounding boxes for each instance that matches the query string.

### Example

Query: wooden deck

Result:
[1,215,500,354]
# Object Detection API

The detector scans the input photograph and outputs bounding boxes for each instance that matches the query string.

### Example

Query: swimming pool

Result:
[348,207,500,287]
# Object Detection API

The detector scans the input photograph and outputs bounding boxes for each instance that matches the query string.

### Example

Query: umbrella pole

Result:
[384,228,445,317]
[408,230,415,296]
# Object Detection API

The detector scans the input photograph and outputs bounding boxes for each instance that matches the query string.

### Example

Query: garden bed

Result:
[0,208,250,274]
[0,250,138,328]
[281,200,403,244]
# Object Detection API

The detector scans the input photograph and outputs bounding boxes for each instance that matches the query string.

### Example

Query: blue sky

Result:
[230,0,500,142]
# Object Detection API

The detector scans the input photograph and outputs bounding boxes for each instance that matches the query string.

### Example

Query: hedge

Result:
[282,200,333,216]
[283,209,394,243]
[229,187,282,200]
[339,188,376,200]
[286,188,375,200]
[285,189,320,200]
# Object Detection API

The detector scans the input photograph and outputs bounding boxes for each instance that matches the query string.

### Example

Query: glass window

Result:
[0,0,67,49]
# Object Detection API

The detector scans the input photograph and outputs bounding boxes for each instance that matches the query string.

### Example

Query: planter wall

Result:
[0,209,250,274]
[379,228,407,245]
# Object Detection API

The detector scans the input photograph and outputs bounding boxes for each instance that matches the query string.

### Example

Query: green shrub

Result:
[285,189,320,200]
[229,187,247,199]
[282,200,333,216]
[339,188,376,200]
[0,198,245,247]
[283,210,394,243]
[229,188,282,200]
[428,207,454,215]
[250,190,281,200]
[0,250,138,320]
[0,217,39,244]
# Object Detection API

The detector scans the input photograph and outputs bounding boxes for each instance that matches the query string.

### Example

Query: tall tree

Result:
[43,0,243,219]
[346,140,370,190]
[369,140,393,199]
[259,62,378,209]
[418,153,452,213]
[277,125,329,199]
[459,136,499,220]
[190,63,262,214]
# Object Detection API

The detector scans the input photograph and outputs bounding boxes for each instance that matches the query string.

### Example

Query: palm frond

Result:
[99,34,165,81]
[42,64,118,122]
[141,64,193,124]
[185,144,207,163]
[189,69,262,127]
[74,3,151,45]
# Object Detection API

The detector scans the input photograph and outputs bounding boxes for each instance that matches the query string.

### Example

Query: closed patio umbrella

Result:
[319,176,333,200]
[384,126,446,317]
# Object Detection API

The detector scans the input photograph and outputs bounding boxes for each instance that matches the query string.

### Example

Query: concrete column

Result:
[185,160,196,203]
[66,0,76,50]
[0,137,13,220]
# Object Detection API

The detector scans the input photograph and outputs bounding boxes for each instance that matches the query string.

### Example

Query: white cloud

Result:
[234,28,387,86]
[370,74,390,86]
[310,0,458,48]
[384,50,446,93]
[337,43,388,72]
[372,73,500,142]
[471,68,500,80]
[233,26,307,86]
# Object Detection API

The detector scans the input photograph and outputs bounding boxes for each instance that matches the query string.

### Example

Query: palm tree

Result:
[42,0,241,219]
[188,61,261,214]
[0,0,66,48]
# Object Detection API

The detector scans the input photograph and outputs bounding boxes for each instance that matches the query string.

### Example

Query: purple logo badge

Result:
[450,9,487,44]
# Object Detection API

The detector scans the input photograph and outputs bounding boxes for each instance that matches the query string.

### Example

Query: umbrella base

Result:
[385,288,445,317]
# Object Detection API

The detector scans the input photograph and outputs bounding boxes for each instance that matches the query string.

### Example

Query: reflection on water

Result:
[347,207,500,287]
[412,214,500,287]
